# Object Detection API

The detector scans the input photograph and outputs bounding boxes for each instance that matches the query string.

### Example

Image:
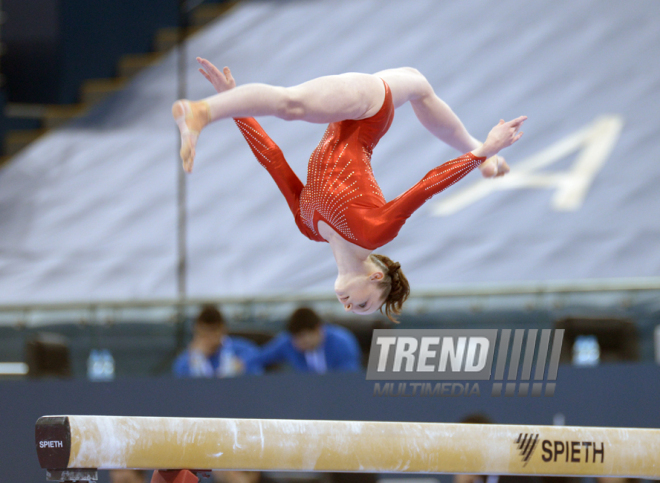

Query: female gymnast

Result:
[173,58,526,322]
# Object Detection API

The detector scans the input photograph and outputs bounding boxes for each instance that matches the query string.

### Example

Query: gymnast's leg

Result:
[173,72,385,171]
[203,73,386,123]
[374,67,508,177]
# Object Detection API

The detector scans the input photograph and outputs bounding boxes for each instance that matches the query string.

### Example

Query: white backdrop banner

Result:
[1,0,659,303]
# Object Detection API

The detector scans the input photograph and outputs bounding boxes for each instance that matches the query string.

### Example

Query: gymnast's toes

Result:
[183,157,195,174]
[180,144,195,173]
[495,158,510,177]
[479,156,509,179]
[479,157,498,178]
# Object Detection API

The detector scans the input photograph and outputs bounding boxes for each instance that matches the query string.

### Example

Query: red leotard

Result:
[234,80,485,250]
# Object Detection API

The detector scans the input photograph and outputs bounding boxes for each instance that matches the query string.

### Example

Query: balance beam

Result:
[35,416,660,479]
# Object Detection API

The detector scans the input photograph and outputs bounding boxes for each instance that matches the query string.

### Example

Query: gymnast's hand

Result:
[472,116,527,160]
[196,57,236,93]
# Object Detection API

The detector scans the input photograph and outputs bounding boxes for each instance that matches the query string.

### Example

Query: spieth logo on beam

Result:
[39,441,64,449]
[516,433,540,466]
[367,329,564,397]
[514,433,606,467]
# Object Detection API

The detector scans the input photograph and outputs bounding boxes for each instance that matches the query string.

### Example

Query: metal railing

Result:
[1,276,659,328]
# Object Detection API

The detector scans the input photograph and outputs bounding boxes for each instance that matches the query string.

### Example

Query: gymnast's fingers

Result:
[205,59,223,76]
[196,57,210,71]
[507,115,528,128]
[223,66,235,84]
[198,68,212,82]
[198,58,223,78]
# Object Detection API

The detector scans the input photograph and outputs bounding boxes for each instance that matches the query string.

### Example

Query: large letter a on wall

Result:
[431,115,624,216]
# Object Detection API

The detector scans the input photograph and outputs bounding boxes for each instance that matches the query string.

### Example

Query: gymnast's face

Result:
[335,271,385,315]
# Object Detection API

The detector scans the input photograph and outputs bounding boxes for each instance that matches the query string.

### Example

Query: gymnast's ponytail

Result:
[370,254,410,324]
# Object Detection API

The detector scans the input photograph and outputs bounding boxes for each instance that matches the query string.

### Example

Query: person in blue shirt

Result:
[249,307,361,373]
[173,305,262,377]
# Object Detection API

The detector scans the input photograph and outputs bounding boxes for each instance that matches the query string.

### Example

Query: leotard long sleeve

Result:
[234,80,485,250]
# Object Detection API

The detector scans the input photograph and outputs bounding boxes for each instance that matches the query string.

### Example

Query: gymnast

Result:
[173,58,526,321]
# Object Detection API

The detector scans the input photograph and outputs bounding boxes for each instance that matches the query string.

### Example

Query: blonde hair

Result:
[370,254,410,323]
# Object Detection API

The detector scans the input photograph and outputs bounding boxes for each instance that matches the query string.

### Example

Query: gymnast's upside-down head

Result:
[334,253,410,322]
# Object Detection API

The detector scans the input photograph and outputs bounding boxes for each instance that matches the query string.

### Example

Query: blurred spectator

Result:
[173,305,262,377]
[249,307,361,373]
[109,470,146,483]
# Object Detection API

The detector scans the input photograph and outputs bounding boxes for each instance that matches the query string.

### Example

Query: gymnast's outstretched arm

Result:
[378,116,526,226]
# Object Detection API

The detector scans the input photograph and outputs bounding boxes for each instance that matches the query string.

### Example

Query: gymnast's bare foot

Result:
[172,99,210,173]
[479,155,510,178]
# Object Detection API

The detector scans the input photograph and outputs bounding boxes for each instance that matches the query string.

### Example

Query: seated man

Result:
[173,305,262,377]
[249,307,361,373]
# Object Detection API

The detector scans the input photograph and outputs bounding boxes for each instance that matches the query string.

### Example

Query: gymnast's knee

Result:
[398,66,423,77]
[400,67,433,93]
[277,88,307,121]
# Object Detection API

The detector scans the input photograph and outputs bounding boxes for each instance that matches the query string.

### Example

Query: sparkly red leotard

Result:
[234,80,485,250]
